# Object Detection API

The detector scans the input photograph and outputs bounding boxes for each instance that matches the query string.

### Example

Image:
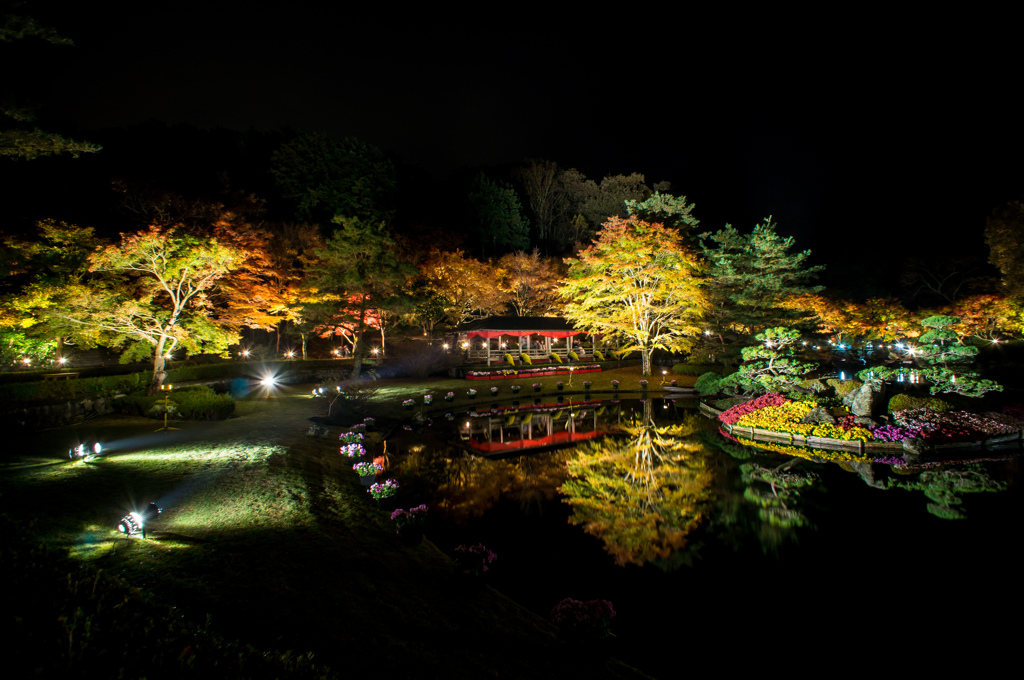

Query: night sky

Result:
[5,7,1022,293]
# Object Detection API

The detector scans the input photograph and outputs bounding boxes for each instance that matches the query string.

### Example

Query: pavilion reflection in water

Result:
[459,401,626,456]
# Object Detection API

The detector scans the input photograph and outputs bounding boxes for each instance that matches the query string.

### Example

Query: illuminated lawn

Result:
[2,384,645,678]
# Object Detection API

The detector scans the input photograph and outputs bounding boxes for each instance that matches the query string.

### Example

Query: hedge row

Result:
[0,359,352,404]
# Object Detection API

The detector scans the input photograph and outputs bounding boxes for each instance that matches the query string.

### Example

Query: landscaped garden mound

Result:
[714,392,1024,448]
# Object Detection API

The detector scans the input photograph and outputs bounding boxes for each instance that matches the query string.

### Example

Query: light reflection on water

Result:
[386,398,1022,677]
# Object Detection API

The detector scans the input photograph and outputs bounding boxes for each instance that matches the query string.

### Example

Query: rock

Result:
[800,407,836,425]
[847,383,883,417]
[853,416,878,428]
[902,437,929,464]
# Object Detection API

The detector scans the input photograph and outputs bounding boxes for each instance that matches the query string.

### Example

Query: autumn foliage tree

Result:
[304,217,412,377]
[418,249,507,328]
[57,226,247,392]
[560,217,706,376]
[496,249,564,317]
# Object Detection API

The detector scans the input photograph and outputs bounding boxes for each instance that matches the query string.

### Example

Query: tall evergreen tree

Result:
[697,217,824,367]
[466,173,529,256]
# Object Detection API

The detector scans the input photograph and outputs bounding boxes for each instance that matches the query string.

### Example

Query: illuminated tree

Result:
[624,192,700,236]
[55,226,247,392]
[304,217,412,377]
[2,220,105,360]
[419,249,507,327]
[723,326,817,394]
[914,315,1001,397]
[496,249,564,317]
[945,293,1021,341]
[560,217,706,376]
[697,217,823,362]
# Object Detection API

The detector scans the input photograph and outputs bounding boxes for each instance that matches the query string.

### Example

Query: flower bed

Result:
[707,394,1022,453]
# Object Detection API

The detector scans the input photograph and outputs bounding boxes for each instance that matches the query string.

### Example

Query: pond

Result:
[383,397,1023,677]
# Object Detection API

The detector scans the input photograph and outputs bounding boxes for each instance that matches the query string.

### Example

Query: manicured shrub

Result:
[550,352,563,364]
[504,353,516,367]
[694,372,721,396]
[593,350,605,361]
[173,387,235,420]
[114,386,234,420]
[568,351,579,361]
[887,393,953,414]
[519,353,533,365]
[826,378,863,398]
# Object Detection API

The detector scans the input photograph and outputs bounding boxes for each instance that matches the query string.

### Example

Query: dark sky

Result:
[8,7,1023,290]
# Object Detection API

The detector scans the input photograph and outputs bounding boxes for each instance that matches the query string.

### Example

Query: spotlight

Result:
[117,502,161,539]
[69,442,102,460]
[261,376,277,387]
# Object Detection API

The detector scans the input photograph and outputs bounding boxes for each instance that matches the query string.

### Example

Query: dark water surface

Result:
[386,398,1024,678]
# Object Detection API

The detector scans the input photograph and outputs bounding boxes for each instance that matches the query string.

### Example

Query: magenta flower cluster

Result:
[390,504,428,532]
[339,431,364,444]
[549,598,617,638]
[867,424,916,442]
[454,543,497,574]
[340,443,366,458]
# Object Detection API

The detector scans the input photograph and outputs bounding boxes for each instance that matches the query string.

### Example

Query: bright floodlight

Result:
[117,503,161,539]
[261,376,277,387]
[93,442,102,455]
[58,357,67,364]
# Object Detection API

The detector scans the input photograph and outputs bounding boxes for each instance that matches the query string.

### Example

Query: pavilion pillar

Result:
[487,339,491,366]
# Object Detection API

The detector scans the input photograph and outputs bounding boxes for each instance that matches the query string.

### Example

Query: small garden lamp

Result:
[155,384,179,432]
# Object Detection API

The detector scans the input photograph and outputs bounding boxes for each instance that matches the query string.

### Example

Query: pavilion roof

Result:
[455,316,584,338]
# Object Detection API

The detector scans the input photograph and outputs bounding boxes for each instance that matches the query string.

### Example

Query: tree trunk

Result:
[350,293,370,379]
[301,332,308,360]
[149,337,168,395]
[641,348,651,377]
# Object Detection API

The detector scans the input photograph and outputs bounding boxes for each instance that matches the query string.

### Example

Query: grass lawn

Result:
[3,374,662,678]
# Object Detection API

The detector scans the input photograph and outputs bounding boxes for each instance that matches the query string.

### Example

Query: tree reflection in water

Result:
[560,401,714,566]
[398,433,573,524]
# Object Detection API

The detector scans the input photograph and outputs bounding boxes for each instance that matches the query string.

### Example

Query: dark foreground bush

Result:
[0,372,145,405]
[0,515,332,679]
